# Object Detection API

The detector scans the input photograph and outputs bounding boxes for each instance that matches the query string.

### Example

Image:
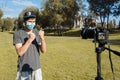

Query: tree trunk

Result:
[100,14,104,27]
[106,13,110,29]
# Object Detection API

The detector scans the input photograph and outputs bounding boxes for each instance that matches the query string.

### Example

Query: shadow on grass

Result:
[63,30,81,37]
[109,39,120,46]
[45,29,81,37]
[8,31,14,34]
[109,29,120,34]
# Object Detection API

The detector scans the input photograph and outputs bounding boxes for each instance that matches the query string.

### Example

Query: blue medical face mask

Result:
[26,22,35,30]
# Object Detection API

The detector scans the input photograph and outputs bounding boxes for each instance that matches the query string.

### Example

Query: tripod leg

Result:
[95,77,104,80]
[95,48,104,80]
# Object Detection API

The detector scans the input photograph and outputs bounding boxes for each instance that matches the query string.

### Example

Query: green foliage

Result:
[0,0,87,32]
[84,17,96,28]
[0,9,3,18]
[43,0,80,28]
[108,20,113,29]
[0,9,3,30]
[2,18,14,32]
[113,2,120,16]
[0,19,3,29]
[41,0,84,36]
[39,10,52,28]
[87,0,119,27]
[113,19,117,28]
[0,1,86,32]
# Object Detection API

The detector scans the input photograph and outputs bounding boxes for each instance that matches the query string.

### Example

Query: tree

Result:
[0,9,3,18]
[2,18,14,31]
[84,17,96,28]
[113,19,116,29]
[0,9,3,31]
[108,20,113,29]
[61,0,79,28]
[13,19,18,31]
[43,0,64,27]
[39,10,52,28]
[87,0,119,29]
[42,0,80,35]
[118,20,120,29]
[0,19,3,31]
[113,2,120,16]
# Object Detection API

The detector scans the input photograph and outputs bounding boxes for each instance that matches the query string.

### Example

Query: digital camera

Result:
[81,27,109,45]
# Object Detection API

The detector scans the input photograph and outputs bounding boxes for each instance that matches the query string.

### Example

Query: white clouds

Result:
[12,0,38,7]
[1,0,40,18]
[3,14,12,18]
[2,7,14,12]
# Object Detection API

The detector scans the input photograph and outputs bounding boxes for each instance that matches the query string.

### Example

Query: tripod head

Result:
[93,27,120,57]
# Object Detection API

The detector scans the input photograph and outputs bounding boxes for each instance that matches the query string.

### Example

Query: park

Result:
[0,0,120,80]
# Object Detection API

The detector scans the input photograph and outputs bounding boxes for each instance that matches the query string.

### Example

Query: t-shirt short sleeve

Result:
[13,31,22,45]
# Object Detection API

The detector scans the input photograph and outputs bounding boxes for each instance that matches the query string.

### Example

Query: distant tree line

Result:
[0,0,119,34]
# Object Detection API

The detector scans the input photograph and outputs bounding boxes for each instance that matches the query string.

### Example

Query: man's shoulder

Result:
[15,29,24,32]
[14,29,24,33]
[14,29,25,37]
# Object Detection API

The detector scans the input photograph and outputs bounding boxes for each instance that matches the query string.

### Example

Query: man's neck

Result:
[24,28,33,34]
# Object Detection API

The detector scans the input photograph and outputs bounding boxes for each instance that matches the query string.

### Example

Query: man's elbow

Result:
[16,49,24,57]
[17,52,24,57]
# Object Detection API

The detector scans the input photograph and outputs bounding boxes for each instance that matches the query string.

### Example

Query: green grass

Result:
[0,32,17,80]
[0,30,120,80]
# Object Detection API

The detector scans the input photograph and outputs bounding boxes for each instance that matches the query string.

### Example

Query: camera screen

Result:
[98,33,105,40]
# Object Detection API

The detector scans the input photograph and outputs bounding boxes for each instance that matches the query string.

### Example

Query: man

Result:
[13,11,46,80]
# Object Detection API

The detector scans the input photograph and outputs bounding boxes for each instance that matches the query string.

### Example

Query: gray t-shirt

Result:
[13,29,41,72]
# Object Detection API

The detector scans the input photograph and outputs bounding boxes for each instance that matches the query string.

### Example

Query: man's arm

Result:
[39,30,46,53]
[15,32,35,56]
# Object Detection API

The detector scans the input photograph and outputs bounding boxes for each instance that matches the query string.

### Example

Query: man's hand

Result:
[39,30,45,40]
[29,32,35,42]
[39,30,46,53]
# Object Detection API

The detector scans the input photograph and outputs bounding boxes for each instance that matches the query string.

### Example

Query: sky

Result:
[0,0,43,18]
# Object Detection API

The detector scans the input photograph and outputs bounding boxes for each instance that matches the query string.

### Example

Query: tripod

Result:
[95,42,120,80]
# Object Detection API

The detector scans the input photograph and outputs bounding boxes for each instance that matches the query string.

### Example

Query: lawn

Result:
[0,30,120,80]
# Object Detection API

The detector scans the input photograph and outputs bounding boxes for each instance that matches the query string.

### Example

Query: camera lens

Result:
[81,28,95,39]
